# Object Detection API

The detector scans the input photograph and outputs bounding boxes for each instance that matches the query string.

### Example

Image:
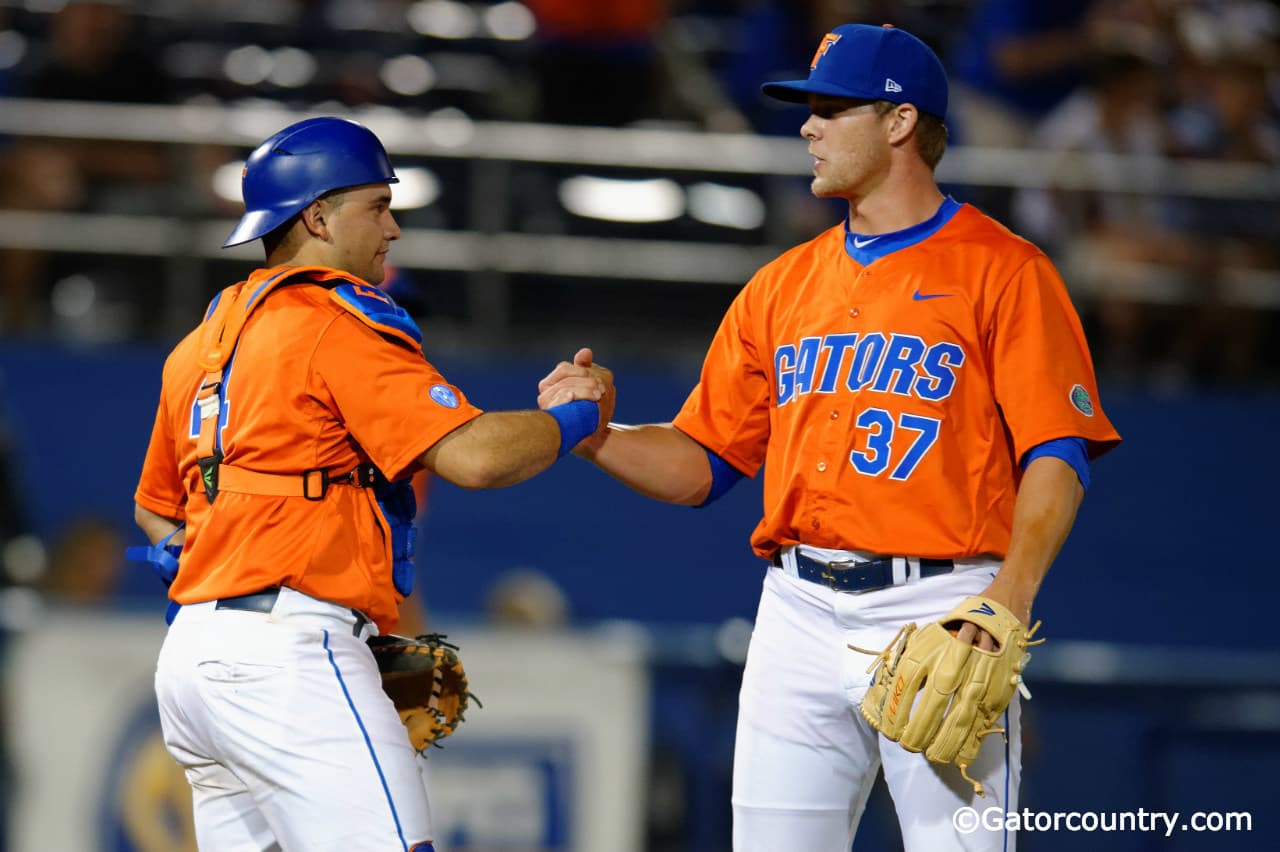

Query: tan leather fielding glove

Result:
[858,596,1042,795]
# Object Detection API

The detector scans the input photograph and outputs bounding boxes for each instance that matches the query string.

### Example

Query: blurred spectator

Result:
[1013,4,1280,385]
[1014,27,1174,254]
[522,0,748,130]
[1161,1,1280,382]
[20,0,174,198]
[1011,26,1194,379]
[0,143,86,333]
[26,0,171,104]
[484,568,570,628]
[525,0,670,126]
[1169,3,1280,168]
[39,516,126,606]
[949,0,1101,148]
[0,0,175,335]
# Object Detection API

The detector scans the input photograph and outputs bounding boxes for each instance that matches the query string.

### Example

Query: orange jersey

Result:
[134,266,482,631]
[673,202,1121,560]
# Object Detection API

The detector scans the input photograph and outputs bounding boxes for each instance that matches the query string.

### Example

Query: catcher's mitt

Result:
[368,633,477,753]
[856,596,1043,796]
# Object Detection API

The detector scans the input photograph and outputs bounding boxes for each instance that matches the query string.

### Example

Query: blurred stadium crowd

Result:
[0,0,1277,387]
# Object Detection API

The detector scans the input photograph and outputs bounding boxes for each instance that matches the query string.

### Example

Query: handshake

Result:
[537,347,616,455]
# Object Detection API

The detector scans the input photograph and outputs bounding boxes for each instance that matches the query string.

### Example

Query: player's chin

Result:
[810,178,840,199]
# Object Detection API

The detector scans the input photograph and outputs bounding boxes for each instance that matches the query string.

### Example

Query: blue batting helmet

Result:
[223,117,398,248]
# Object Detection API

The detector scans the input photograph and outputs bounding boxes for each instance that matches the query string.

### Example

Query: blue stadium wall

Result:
[1,341,1272,650]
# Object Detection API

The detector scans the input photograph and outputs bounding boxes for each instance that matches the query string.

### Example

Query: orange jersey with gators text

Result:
[673,202,1121,560]
[134,266,482,632]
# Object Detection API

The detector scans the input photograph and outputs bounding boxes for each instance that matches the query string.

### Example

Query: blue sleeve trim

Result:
[547,400,599,458]
[696,447,745,508]
[1021,437,1090,491]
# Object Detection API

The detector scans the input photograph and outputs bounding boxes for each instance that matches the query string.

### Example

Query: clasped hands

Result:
[537,347,615,450]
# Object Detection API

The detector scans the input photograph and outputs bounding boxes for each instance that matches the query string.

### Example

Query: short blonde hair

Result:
[874,100,948,170]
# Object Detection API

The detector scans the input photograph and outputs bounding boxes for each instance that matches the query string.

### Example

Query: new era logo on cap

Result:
[885,78,903,93]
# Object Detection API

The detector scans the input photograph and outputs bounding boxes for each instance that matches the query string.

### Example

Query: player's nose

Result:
[386,214,401,241]
[801,115,820,141]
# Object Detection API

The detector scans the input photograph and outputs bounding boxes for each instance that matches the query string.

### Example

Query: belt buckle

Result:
[301,468,329,501]
[820,558,856,591]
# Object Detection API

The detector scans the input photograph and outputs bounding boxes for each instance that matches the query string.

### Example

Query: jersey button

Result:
[830,410,839,420]
[816,461,827,472]
[848,308,859,317]
[810,518,820,531]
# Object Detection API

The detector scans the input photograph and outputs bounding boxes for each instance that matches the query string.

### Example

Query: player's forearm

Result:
[985,456,1084,624]
[421,410,563,489]
[575,423,712,505]
[134,503,184,546]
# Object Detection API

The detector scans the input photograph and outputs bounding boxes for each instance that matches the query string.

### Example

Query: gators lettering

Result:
[775,332,965,405]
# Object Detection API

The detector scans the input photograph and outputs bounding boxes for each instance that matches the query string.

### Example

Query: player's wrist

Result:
[546,399,600,458]
[975,580,1036,627]
[572,426,611,459]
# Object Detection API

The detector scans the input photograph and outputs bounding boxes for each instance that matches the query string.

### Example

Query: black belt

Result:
[774,551,955,593]
[215,587,371,637]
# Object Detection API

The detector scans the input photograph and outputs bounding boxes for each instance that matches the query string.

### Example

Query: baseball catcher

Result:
[369,633,477,753]
[856,596,1044,796]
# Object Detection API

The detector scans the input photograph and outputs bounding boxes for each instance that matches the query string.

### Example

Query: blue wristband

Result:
[547,400,600,458]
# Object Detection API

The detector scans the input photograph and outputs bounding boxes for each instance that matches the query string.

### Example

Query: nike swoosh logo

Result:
[912,289,952,301]
[852,236,880,248]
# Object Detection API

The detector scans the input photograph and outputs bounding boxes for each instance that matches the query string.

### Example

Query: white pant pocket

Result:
[197,661,285,684]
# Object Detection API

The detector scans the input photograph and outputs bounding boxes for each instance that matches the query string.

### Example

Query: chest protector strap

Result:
[194,265,406,503]
[193,265,423,596]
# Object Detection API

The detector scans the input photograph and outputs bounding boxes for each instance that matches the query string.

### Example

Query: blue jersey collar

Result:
[844,197,961,264]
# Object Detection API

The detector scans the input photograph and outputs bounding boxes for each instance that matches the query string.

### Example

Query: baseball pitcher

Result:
[538,23,1121,852]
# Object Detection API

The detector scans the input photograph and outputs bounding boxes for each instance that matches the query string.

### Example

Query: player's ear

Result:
[886,104,919,147]
[300,199,331,241]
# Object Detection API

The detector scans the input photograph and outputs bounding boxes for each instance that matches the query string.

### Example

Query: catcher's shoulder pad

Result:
[198,265,336,371]
[330,280,422,350]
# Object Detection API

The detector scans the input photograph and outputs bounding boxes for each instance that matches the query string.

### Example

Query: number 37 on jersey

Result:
[775,331,964,483]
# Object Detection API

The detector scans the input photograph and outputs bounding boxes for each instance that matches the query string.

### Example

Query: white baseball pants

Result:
[732,554,1020,852]
[154,587,435,851]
